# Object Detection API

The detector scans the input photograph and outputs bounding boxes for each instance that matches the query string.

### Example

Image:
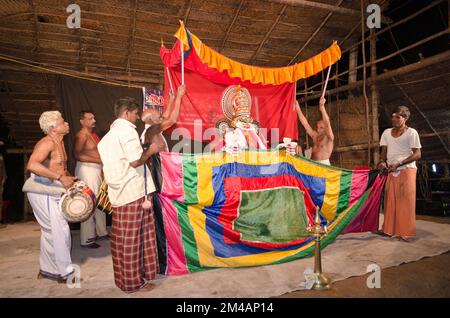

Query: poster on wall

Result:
[143,88,164,114]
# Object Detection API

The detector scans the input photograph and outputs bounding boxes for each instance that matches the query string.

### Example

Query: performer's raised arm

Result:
[294,100,316,139]
[162,89,176,119]
[318,97,334,141]
[142,84,186,138]
[163,84,186,131]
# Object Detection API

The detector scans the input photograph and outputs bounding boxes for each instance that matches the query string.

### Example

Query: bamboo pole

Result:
[288,0,344,65]
[348,46,358,97]
[335,63,341,166]
[304,79,309,150]
[249,4,287,64]
[303,27,450,94]
[335,142,379,153]
[370,29,380,164]
[270,0,360,16]
[23,153,31,220]
[299,50,450,103]
[219,0,245,53]
[0,60,160,85]
[361,0,371,166]
[340,0,445,54]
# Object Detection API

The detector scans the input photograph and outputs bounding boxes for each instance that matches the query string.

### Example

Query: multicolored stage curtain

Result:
[159,23,341,144]
[158,151,386,275]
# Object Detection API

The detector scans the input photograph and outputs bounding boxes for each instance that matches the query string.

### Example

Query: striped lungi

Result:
[111,196,159,292]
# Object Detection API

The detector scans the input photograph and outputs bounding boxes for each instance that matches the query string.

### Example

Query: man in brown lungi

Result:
[98,98,166,292]
[377,106,422,242]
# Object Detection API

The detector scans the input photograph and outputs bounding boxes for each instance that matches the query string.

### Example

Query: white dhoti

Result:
[316,159,331,165]
[27,192,73,279]
[75,161,108,245]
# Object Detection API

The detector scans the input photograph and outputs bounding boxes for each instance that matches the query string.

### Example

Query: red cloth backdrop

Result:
[160,41,298,145]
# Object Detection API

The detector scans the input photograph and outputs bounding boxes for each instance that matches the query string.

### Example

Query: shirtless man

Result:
[294,96,334,165]
[141,84,186,148]
[26,111,76,282]
[140,84,185,275]
[73,111,108,248]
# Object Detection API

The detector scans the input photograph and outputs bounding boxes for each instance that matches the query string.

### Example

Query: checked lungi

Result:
[111,195,159,292]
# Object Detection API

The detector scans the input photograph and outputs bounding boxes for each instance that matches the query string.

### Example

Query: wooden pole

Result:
[0,61,160,85]
[370,29,380,164]
[361,0,371,166]
[348,46,358,97]
[219,0,245,53]
[340,0,445,54]
[419,130,450,138]
[335,142,379,153]
[304,79,309,150]
[23,153,31,220]
[270,0,360,16]
[303,26,450,94]
[299,50,450,103]
[335,63,341,166]
[249,4,287,64]
[288,0,344,65]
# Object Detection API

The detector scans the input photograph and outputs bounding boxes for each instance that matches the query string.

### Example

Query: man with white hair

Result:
[140,85,185,275]
[26,110,77,283]
[140,84,185,147]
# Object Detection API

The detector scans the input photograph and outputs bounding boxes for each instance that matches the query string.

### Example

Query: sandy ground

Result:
[0,215,449,298]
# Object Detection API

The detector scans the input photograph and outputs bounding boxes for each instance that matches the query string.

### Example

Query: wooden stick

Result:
[361,0,371,166]
[166,67,174,93]
[180,41,185,85]
[321,65,332,99]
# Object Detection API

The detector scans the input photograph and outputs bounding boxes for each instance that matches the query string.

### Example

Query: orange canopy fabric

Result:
[174,22,341,85]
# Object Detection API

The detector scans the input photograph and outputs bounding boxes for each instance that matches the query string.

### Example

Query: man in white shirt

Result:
[98,97,165,293]
[377,105,421,242]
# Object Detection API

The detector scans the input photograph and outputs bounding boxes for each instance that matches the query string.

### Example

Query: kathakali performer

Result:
[212,85,267,153]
